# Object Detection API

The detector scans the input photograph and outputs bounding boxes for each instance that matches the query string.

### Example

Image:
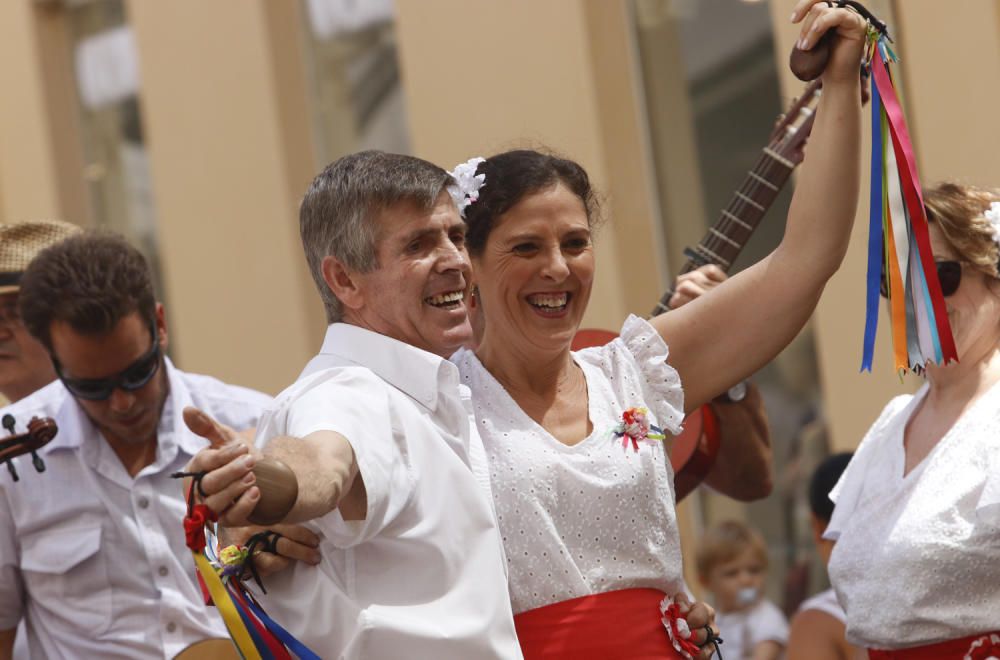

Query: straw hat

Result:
[0,220,82,295]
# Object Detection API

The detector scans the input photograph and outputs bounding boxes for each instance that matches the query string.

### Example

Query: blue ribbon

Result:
[861,71,884,371]
[242,593,322,660]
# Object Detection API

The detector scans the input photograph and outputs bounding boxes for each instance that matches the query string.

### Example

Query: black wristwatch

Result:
[714,380,748,403]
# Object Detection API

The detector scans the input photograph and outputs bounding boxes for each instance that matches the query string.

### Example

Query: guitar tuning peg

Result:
[31,452,45,474]
[1,415,14,434]
[5,460,19,482]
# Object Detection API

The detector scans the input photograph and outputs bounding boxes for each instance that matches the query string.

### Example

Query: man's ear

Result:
[321,255,364,311]
[154,302,169,351]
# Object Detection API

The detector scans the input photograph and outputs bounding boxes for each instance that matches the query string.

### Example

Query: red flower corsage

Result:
[659,597,700,659]
[965,633,1000,660]
[613,407,666,452]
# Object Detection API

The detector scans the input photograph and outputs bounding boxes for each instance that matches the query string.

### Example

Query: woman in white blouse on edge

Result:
[825,182,1000,659]
[448,4,865,657]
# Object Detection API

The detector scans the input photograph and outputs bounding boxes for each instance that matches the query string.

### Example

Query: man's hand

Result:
[675,593,720,660]
[669,265,727,309]
[183,406,261,527]
[221,523,321,578]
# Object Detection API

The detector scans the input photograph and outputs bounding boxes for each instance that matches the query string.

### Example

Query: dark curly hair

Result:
[463,149,602,257]
[18,231,157,351]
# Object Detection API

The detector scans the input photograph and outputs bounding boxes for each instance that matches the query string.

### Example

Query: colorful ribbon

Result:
[177,477,321,660]
[860,30,957,374]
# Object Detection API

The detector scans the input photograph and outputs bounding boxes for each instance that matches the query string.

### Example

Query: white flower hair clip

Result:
[984,201,1000,247]
[447,157,486,217]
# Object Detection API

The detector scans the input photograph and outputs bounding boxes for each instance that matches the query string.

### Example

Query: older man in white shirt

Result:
[0,232,273,659]
[189,150,522,659]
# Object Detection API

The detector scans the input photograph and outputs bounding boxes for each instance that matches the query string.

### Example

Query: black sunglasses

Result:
[54,328,162,401]
[880,260,962,299]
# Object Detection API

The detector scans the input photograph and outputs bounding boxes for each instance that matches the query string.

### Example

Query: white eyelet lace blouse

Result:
[826,381,1000,647]
[451,315,686,614]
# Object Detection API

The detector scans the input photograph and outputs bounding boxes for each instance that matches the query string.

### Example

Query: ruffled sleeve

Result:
[617,314,685,436]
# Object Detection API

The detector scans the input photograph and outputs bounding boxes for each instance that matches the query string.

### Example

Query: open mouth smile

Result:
[526,292,571,315]
[424,290,465,310]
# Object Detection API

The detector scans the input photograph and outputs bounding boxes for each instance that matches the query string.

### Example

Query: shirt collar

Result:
[306,323,459,411]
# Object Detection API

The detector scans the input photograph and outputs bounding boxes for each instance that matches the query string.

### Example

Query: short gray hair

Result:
[299,151,454,322]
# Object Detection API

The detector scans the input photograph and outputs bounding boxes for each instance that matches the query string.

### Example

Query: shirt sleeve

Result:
[259,368,413,549]
[749,600,789,646]
[0,490,24,630]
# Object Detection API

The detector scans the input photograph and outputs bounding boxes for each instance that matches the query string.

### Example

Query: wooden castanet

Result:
[248,457,298,526]
[789,31,833,81]
[173,638,240,659]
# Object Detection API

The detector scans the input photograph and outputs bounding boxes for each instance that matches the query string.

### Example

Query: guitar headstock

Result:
[768,80,823,165]
[769,68,872,166]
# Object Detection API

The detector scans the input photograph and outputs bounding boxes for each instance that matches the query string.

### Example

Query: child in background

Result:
[788,453,861,660]
[697,520,788,660]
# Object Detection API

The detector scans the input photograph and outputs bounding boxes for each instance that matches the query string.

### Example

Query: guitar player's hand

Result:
[669,264,727,309]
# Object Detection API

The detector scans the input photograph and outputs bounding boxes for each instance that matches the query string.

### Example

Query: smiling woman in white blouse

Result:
[446,7,867,657]
[825,182,1000,659]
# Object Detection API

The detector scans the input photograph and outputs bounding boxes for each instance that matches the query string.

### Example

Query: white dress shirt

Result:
[253,323,522,660]
[0,358,271,659]
[452,315,687,615]
[826,382,1000,648]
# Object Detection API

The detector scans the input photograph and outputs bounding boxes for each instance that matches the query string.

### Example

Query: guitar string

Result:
[701,118,805,264]
[658,101,814,310]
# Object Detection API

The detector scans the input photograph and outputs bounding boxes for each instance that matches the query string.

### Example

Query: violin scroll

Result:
[1,415,59,481]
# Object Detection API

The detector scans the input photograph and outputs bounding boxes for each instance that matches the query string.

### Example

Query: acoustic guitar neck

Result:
[650,81,822,317]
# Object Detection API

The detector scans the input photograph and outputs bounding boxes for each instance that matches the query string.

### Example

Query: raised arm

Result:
[654,0,867,411]
[668,266,774,501]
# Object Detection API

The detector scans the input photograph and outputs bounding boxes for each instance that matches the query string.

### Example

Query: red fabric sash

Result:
[514,588,686,660]
[868,632,1000,660]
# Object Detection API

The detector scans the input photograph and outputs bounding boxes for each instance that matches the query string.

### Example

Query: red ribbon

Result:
[183,504,218,552]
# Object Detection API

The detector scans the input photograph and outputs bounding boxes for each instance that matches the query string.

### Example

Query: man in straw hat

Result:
[0,221,81,404]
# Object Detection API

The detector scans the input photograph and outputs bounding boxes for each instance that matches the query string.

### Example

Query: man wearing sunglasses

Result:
[0,220,81,406]
[0,232,273,659]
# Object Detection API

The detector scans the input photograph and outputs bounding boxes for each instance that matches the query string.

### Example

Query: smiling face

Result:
[926,223,1000,366]
[472,182,595,359]
[0,291,56,402]
[337,192,473,357]
[50,306,169,448]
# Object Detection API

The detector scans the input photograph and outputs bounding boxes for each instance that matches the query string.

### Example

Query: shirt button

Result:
[166,622,177,633]
[158,566,169,577]
[138,496,150,509]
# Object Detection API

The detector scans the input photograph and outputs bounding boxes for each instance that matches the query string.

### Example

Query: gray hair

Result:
[299,150,454,322]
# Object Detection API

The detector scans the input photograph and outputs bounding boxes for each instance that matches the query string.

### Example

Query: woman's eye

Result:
[512,243,537,254]
[451,232,466,246]
[564,237,590,251]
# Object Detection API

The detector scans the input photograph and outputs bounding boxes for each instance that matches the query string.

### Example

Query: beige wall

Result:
[126,0,325,394]
[0,2,89,226]
[394,0,669,330]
